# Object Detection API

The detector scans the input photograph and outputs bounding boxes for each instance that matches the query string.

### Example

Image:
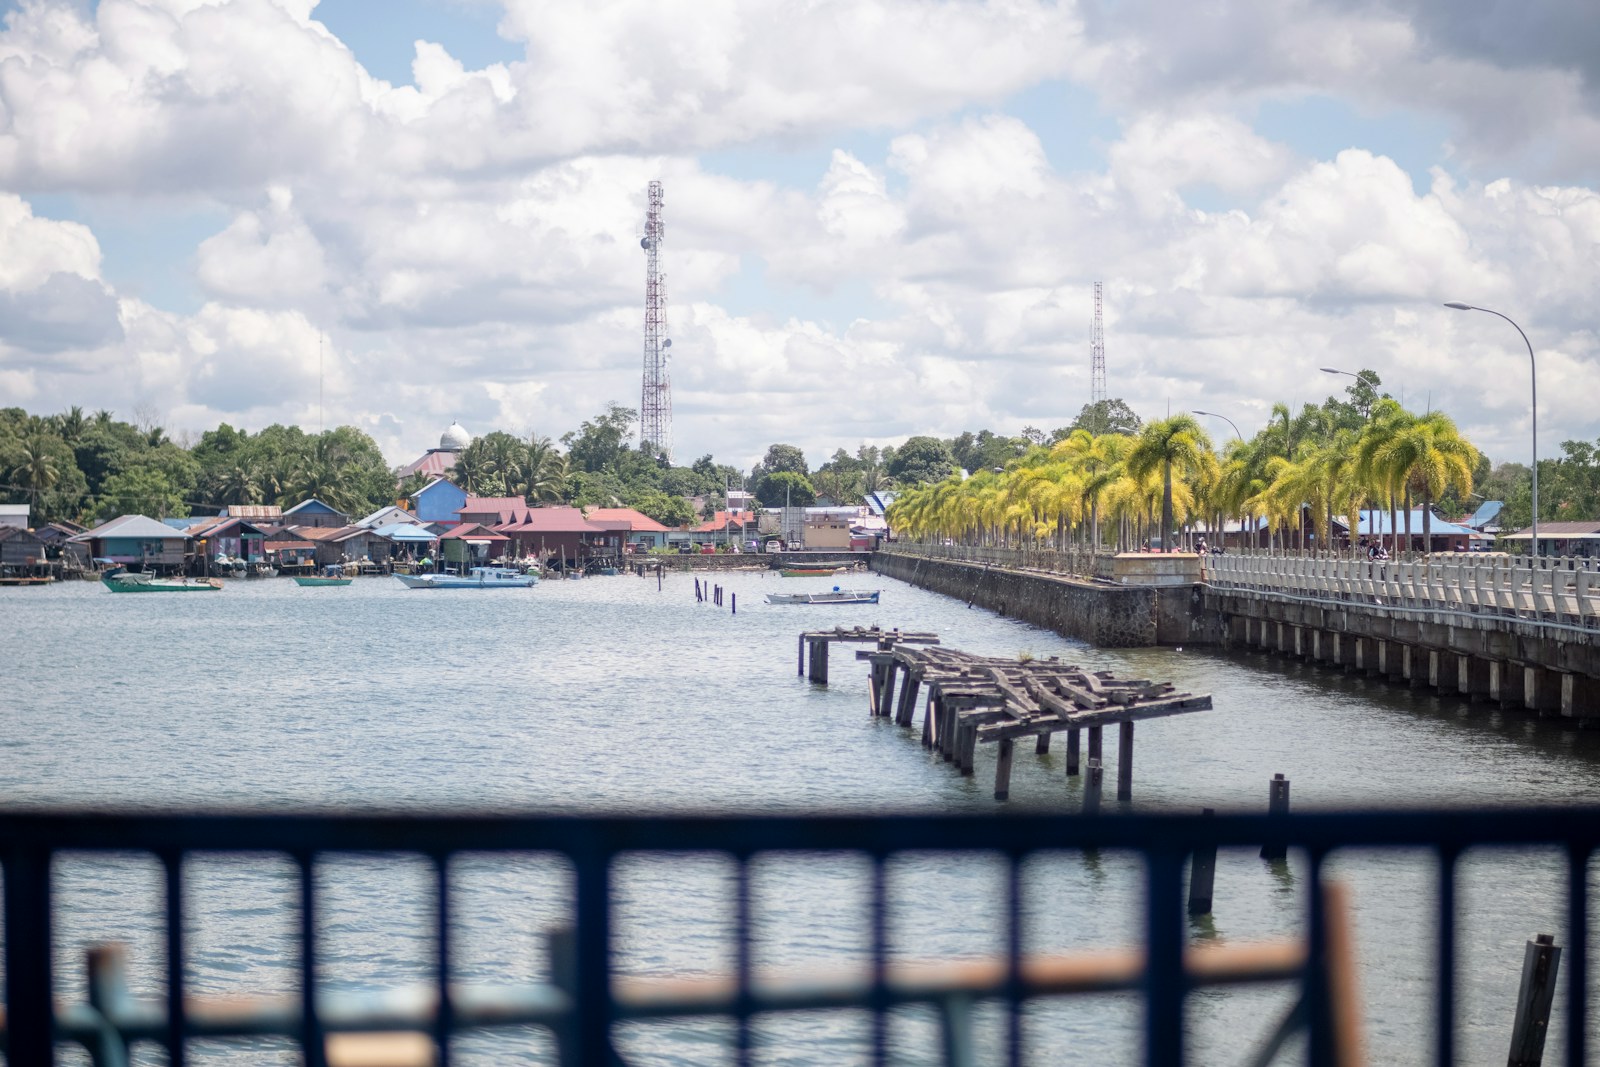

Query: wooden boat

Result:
[780,566,847,577]
[101,569,222,593]
[395,566,538,589]
[766,589,880,605]
[295,566,352,587]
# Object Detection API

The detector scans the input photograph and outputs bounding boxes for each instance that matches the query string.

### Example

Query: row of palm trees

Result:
[887,400,1479,555]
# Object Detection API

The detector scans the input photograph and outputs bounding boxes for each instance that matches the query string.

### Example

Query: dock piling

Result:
[1508,933,1561,1066]
[994,739,1015,800]
[1083,758,1103,815]
[1261,773,1291,860]
[1066,728,1080,776]
[1116,721,1134,802]
[1187,809,1217,916]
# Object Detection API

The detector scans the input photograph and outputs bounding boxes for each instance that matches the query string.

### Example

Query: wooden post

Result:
[1083,758,1102,815]
[731,593,735,615]
[1035,731,1051,755]
[810,638,829,685]
[1088,725,1103,766]
[1066,727,1081,776]
[877,659,899,719]
[1187,808,1217,916]
[797,633,806,676]
[1508,933,1561,1066]
[1261,773,1290,860]
[922,694,937,748]
[1116,720,1134,802]
[896,676,921,728]
[957,718,977,776]
[994,738,1015,800]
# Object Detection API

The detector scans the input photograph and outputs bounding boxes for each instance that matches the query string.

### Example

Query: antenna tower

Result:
[1089,281,1107,404]
[639,180,672,460]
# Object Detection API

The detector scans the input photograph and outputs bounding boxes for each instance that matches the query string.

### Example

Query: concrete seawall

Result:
[870,551,1205,648]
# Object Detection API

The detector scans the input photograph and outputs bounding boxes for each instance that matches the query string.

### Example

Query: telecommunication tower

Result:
[639,180,672,460]
[1089,280,1107,404]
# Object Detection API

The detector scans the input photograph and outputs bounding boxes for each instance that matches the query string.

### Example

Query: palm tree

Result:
[1125,414,1211,549]
[1378,412,1478,552]
[52,406,87,447]
[1356,400,1415,554]
[520,434,569,503]
[8,435,60,510]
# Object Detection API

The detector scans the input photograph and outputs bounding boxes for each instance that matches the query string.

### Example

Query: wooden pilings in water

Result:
[835,637,1212,803]
[1508,933,1561,1066]
[1260,773,1291,861]
[797,626,941,686]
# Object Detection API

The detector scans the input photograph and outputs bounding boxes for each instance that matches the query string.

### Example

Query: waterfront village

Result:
[0,419,892,583]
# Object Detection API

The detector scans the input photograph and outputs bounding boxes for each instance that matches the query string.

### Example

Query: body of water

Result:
[5,568,1599,1064]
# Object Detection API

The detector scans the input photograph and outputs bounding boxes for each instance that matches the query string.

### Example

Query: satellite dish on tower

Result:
[662,338,671,348]
[640,236,655,251]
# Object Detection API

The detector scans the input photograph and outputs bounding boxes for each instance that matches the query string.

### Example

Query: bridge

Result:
[872,545,1600,720]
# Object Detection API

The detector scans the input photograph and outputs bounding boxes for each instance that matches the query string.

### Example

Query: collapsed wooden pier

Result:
[799,627,1212,802]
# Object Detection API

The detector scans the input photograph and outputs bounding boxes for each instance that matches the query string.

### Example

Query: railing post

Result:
[6,847,55,1067]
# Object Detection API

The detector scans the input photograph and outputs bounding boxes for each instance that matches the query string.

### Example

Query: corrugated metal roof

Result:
[397,450,458,480]
[583,507,671,532]
[267,540,317,551]
[501,507,603,533]
[223,505,282,520]
[74,515,193,540]
[1357,510,1480,537]
[1501,521,1600,539]
[440,523,508,540]
[375,523,437,542]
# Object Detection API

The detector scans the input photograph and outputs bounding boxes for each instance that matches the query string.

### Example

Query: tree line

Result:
[888,374,1584,554]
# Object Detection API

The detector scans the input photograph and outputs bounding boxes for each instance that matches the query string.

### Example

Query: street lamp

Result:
[1192,410,1243,442]
[1320,367,1358,379]
[1444,302,1538,557]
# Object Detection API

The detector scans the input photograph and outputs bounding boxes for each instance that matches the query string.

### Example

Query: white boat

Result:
[766,589,881,605]
[395,566,539,589]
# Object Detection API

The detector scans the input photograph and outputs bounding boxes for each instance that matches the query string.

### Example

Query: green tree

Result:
[758,443,809,477]
[1063,398,1142,438]
[887,436,957,486]
[562,404,637,474]
[628,488,697,527]
[755,470,815,507]
[96,465,183,521]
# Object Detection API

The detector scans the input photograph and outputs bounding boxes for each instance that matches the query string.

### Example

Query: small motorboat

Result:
[395,566,539,589]
[766,588,880,605]
[780,566,846,577]
[295,565,353,587]
[101,568,222,593]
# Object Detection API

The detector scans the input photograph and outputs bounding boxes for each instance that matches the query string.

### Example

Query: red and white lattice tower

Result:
[639,181,672,460]
[1089,280,1107,404]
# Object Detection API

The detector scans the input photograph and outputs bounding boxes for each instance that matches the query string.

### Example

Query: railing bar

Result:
[435,853,453,1067]
[4,847,53,1066]
[1006,852,1022,1067]
[735,857,752,1067]
[1305,849,1331,1067]
[299,852,326,1067]
[573,848,612,1067]
[1144,848,1184,1067]
[1436,848,1457,1067]
[1567,846,1589,1067]
[871,852,888,1067]
[163,850,186,1067]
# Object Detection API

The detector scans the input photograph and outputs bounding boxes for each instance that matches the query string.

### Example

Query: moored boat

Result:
[780,566,846,577]
[295,565,353,587]
[395,566,538,589]
[101,569,223,593]
[766,589,880,605]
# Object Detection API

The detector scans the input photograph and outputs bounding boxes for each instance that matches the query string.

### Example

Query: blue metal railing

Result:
[3,808,1596,1066]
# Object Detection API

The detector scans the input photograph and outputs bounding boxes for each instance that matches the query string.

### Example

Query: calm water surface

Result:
[5,569,1600,1064]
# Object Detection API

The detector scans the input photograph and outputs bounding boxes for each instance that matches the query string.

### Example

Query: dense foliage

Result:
[888,375,1515,554]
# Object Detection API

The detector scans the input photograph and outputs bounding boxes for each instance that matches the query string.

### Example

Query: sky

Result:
[0,0,1597,472]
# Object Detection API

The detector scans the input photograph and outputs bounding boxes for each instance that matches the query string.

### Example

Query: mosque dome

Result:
[439,421,472,450]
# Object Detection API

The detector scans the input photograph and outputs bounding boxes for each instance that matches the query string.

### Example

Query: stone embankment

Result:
[869,550,1203,648]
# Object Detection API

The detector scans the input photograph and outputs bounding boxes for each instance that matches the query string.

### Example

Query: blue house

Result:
[411,477,467,524]
[282,498,348,529]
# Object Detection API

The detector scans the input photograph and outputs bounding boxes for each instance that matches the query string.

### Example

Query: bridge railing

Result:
[1205,552,1600,631]
[3,808,1597,1067]
[878,541,1119,580]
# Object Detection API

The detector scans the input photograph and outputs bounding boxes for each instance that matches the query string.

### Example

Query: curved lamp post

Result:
[1192,410,1243,442]
[1320,367,1359,380]
[1444,303,1538,557]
